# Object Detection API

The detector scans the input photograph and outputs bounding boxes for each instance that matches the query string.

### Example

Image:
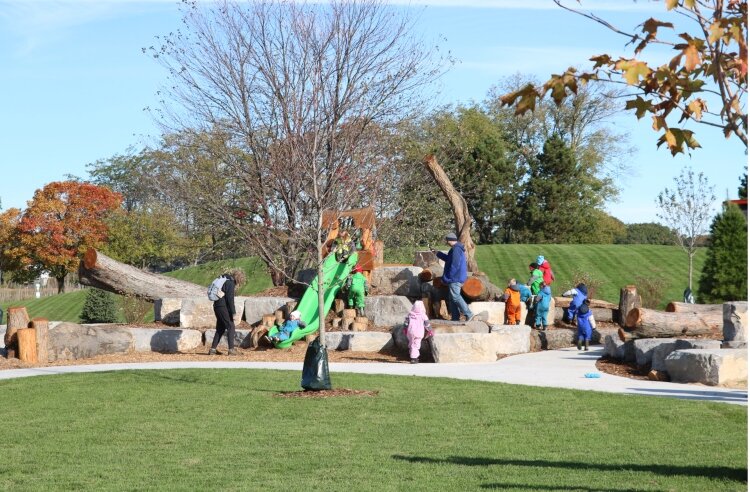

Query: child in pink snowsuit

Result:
[403,300,433,364]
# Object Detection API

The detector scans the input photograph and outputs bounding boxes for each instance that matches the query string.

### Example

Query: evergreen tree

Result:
[739,172,747,200]
[80,288,119,323]
[514,135,602,243]
[697,203,748,303]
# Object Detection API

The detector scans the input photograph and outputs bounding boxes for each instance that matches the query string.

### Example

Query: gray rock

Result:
[675,339,722,351]
[203,329,252,349]
[540,328,577,350]
[364,295,412,327]
[468,302,505,325]
[48,323,134,362]
[723,301,748,342]
[180,297,214,328]
[370,266,423,297]
[429,333,502,363]
[154,298,182,325]
[129,328,202,353]
[722,341,748,349]
[324,332,351,350]
[489,324,531,355]
[347,332,394,352]
[665,348,748,386]
[243,297,295,326]
[604,334,636,362]
[431,320,490,334]
[650,340,679,372]
[634,338,679,367]
[390,326,431,356]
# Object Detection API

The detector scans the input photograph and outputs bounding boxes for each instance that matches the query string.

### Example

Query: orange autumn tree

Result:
[17,181,122,293]
[0,208,23,284]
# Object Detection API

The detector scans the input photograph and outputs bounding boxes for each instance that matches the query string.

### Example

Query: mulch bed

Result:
[275,388,379,398]
[595,356,650,380]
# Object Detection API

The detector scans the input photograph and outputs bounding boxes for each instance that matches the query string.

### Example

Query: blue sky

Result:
[0,0,746,224]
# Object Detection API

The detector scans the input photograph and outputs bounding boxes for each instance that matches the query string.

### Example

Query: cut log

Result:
[261,314,277,328]
[274,310,285,325]
[17,328,37,363]
[354,316,369,325]
[462,274,503,302]
[618,285,641,327]
[619,307,723,341]
[5,306,30,356]
[419,265,443,283]
[79,249,205,301]
[351,321,367,332]
[334,299,345,316]
[665,302,723,313]
[30,318,49,364]
[343,309,357,320]
[423,155,478,273]
[554,297,617,310]
[250,326,270,348]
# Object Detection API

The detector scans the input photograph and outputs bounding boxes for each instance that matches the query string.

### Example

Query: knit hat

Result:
[445,232,458,241]
[536,255,545,266]
[290,310,301,320]
[411,300,427,315]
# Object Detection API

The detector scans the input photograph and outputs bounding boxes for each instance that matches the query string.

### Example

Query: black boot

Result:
[410,358,418,364]
[577,339,582,351]
[584,341,589,351]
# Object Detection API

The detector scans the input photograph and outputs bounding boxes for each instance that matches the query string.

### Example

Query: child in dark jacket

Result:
[562,283,588,324]
[576,300,595,351]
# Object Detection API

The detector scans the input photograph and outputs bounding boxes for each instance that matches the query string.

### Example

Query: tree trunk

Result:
[5,306,30,356]
[56,275,66,294]
[665,302,722,313]
[78,249,205,301]
[688,251,694,291]
[17,328,37,363]
[461,274,502,302]
[619,307,722,341]
[30,318,49,364]
[422,154,478,273]
[618,285,641,327]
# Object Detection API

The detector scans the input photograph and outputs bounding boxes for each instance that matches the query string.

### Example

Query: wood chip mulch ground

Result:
[595,356,650,380]
[275,388,379,398]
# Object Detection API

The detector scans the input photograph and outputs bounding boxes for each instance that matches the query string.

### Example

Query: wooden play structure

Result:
[321,206,382,280]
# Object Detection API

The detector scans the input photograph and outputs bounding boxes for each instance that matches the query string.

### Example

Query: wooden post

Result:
[5,306,30,358]
[618,285,641,327]
[17,328,37,363]
[30,318,49,364]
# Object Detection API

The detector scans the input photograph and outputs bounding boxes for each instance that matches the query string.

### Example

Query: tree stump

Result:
[30,318,49,364]
[17,328,37,363]
[618,285,641,327]
[5,306,30,358]
[274,310,285,325]
[343,309,357,320]
[354,316,369,325]
[261,314,277,328]
[351,321,367,332]
[334,299,345,316]
[342,318,354,331]
[250,326,269,348]
[331,318,342,329]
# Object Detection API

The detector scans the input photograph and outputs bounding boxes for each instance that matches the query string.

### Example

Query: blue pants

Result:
[535,306,549,327]
[448,282,473,321]
[577,326,592,342]
[566,303,582,323]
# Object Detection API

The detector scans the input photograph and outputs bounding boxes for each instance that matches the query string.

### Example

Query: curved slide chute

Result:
[267,252,358,349]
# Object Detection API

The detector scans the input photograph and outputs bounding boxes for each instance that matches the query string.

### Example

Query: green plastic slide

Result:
[267,252,359,349]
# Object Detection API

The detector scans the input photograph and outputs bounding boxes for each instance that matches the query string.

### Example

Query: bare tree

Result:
[656,167,716,291]
[148,0,441,346]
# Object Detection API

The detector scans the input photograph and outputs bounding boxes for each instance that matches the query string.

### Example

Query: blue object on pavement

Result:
[584,372,601,378]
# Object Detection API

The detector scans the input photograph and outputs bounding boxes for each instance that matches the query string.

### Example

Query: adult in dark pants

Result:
[432,233,475,322]
[209,268,246,355]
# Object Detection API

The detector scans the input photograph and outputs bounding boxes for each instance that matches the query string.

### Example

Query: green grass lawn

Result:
[2,245,704,323]
[0,370,744,490]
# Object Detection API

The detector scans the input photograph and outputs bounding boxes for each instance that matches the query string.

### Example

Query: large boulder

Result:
[203,329,252,349]
[180,297,248,328]
[370,266,423,297]
[468,302,505,325]
[365,295,412,327]
[723,301,748,342]
[634,338,678,367]
[651,339,722,372]
[429,333,502,363]
[129,328,202,353]
[48,323,134,362]
[154,298,181,325]
[243,297,295,326]
[390,326,431,356]
[489,324,531,355]
[604,334,636,361]
[665,348,748,386]
[347,332,394,352]
[431,320,489,334]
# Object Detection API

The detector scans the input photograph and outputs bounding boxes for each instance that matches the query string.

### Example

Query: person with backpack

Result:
[208,268,247,356]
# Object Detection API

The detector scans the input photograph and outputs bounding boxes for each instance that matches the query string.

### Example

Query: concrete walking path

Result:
[0,347,745,405]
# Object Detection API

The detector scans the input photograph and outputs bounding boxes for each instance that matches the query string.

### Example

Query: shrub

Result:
[120,295,152,324]
[634,274,670,309]
[80,288,119,323]
[698,203,748,303]
[570,270,604,299]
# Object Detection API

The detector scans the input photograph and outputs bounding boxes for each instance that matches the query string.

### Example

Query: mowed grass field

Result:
[0,370,744,491]
[2,244,705,323]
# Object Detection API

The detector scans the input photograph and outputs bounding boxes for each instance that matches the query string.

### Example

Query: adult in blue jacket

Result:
[433,233,474,322]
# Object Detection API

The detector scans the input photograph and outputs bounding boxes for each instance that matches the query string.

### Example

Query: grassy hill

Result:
[2,244,705,323]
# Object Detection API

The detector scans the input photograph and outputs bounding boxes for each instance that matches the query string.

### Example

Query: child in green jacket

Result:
[345,264,368,317]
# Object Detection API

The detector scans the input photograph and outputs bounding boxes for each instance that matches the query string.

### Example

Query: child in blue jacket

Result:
[562,283,588,324]
[576,300,595,351]
[534,285,552,330]
[268,310,307,343]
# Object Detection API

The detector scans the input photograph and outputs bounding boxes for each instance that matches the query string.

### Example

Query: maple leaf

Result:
[625,96,653,119]
[615,59,651,85]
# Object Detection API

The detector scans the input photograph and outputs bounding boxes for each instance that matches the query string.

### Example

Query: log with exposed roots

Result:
[618,307,723,341]
[78,249,205,302]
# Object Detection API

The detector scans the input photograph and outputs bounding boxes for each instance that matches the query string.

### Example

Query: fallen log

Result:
[79,249,205,301]
[618,285,641,327]
[419,265,443,283]
[665,302,723,313]
[461,274,503,302]
[619,307,722,341]
[554,297,617,310]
